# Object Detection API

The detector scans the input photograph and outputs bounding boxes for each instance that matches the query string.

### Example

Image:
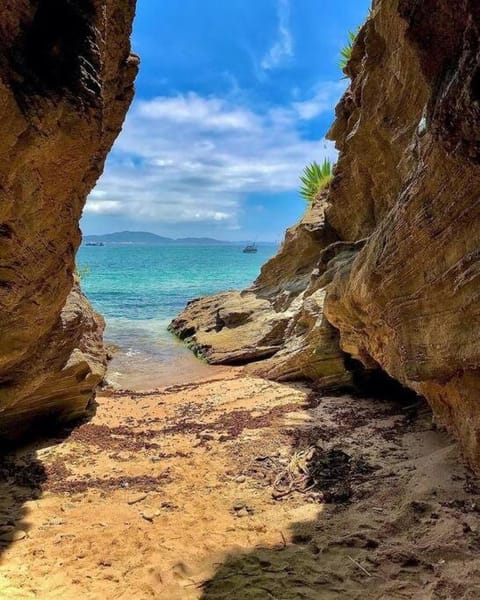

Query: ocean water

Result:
[77,244,277,389]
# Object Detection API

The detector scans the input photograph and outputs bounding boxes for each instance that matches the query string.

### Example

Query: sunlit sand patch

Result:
[0,372,479,599]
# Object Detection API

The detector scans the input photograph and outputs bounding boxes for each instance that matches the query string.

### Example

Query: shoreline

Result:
[1,370,479,598]
[104,347,228,391]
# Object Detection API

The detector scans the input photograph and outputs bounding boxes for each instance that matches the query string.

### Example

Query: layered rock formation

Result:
[170,193,354,390]
[0,0,138,439]
[171,0,480,465]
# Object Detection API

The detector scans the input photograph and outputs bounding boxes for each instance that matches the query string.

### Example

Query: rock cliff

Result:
[171,0,480,466]
[0,0,138,439]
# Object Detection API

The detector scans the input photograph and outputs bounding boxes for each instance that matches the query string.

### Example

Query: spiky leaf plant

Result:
[299,159,333,203]
[339,30,357,73]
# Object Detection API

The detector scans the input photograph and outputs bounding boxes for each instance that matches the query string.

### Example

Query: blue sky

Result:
[81,0,370,241]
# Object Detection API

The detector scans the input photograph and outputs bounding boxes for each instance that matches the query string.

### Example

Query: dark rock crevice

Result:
[4,0,101,108]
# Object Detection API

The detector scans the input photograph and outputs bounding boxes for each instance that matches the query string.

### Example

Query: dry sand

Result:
[0,369,479,599]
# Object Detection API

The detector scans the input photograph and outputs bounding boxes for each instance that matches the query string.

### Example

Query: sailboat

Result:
[242,242,257,253]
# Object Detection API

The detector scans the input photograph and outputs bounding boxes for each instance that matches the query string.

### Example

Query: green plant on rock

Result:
[299,159,333,203]
[76,264,90,282]
[339,30,357,74]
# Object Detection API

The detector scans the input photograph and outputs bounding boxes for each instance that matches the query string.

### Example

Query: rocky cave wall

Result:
[0,0,138,439]
[170,0,480,466]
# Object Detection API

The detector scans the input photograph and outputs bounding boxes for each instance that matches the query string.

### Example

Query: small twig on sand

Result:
[183,581,201,589]
[347,555,371,577]
[280,531,287,548]
[401,402,421,411]
[189,571,257,589]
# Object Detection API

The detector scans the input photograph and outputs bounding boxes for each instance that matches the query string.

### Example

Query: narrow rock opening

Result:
[11,0,99,100]
[471,67,480,102]
[344,356,420,404]
[0,224,13,239]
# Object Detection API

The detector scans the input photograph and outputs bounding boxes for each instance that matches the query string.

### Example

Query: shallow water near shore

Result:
[77,243,277,389]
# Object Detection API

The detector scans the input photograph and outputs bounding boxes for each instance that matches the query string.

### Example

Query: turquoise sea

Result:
[77,243,277,389]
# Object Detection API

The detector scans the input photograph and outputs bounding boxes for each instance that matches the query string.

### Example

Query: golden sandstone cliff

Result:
[171,0,480,466]
[0,1,138,438]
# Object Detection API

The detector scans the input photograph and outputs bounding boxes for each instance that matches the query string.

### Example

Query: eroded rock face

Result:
[0,0,138,439]
[324,0,480,465]
[171,0,480,466]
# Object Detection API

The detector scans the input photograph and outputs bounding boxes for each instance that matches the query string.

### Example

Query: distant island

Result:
[83,231,275,246]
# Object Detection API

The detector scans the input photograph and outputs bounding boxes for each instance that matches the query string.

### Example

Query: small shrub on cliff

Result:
[299,160,333,203]
[76,265,90,282]
[339,30,357,74]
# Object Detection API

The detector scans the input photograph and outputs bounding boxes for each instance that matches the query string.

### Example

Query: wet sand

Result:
[105,349,229,390]
[0,369,480,599]
[104,337,227,391]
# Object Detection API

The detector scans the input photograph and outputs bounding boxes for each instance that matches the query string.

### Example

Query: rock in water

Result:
[169,193,353,388]
[171,2,480,468]
[0,1,138,439]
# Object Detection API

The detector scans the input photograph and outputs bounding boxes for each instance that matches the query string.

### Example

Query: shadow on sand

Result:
[0,408,95,560]
[199,378,480,600]
[0,450,47,557]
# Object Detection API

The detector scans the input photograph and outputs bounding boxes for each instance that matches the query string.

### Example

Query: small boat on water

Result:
[85,241,105,247]
[242,243,257,254]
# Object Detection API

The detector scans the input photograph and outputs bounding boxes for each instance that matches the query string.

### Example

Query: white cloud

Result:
[86,200,123,214]
[261,0,293,71]
[137,93,259,131]
[86,87,341,225]
[293,81,348,119]
[89,189,108,198]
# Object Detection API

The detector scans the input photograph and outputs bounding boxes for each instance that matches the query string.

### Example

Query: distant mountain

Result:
[175,237,234,245]
[83,231,175,244]
[82,231,274,246]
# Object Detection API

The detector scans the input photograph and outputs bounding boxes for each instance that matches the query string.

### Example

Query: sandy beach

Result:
[0,368,479,599]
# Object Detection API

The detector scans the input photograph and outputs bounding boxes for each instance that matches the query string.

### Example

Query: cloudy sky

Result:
[81,0,370,241]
